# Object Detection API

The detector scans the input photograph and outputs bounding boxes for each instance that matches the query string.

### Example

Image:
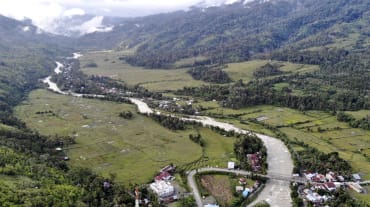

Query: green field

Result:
[15,90,238,183]
[80,51,206,92]
[351,185,370,204]
[224,60,319,82]
[196,103,370,180]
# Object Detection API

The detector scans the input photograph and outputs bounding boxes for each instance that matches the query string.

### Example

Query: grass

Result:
[351,185,370,204]
[195,103,370,181]
[174,56,208,68]
[346,110,370,119]
[199,128,236,168]
[14,89,238,184]
[15,89,202,183]
[79,51,206,92]
[224,60,319,82]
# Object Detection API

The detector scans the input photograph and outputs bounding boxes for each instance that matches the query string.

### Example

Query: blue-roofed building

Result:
[242,188,250,198]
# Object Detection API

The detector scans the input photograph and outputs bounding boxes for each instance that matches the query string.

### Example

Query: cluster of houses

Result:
[300,171,365,205]
[149,165,178,204]
[157,98,199,115]
[236,178,261,198]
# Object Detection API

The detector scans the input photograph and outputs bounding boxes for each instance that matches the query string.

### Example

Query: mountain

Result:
[0,15,73,115]
[77,0,369,68]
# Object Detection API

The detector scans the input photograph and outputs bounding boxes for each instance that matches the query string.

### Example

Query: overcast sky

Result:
[0,0,242,35]
[0,0,241,20]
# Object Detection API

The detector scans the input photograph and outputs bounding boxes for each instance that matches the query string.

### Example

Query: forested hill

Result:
[0,15,136,206]
[0,15,72,125]
[78,0,370,68]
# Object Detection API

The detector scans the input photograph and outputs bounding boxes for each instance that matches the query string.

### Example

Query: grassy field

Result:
[195,103,370,180]
[14,89,238,183]
[79,51,206,92]
[15,89,202,183]
[224,60,319,82]
[351,185,370,204]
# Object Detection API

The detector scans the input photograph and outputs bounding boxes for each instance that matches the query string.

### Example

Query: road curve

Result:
[44,57,293,207]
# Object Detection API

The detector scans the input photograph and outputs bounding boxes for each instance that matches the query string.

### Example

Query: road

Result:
[128,99,294,207]
[181,117,294,207]
[44,55,293,207]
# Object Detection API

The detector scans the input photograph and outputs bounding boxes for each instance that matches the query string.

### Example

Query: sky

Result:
[0,0,243,35]
[0,0,242,20]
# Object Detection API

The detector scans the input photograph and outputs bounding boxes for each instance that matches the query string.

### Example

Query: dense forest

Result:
[188,65,231,84]
[79,0,370,68]
[0,15,138,206]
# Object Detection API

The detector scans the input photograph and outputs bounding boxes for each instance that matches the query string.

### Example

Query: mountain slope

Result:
[0,15,73,121]
[78,0,369,68]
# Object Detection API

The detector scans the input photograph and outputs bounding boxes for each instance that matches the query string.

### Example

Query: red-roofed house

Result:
[155,171,172,181]
[311,174,326,183]
[247,153,261,172]
[324,182,337,191]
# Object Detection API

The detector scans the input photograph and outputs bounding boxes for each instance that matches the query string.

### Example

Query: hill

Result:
[0,15,137,206]
[78,0,370,68]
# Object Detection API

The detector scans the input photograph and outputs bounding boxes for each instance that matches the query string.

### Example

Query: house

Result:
[239,178,247,185]
[352,174,362,182]
[347,182,364,193]
[150,180,175,198]
[227,161,235,170]
[337,175,345,182]
[312,183,326,191]
[304,172,316,180]
[160,165,176,173]
[326,171,337,182]
[242,188,250,198]
[155,171,173,182]
[303,189,324,204]
[311,174,326,183]
[236,186,244,192]
[247,153,261,171]
[324,182,337,191]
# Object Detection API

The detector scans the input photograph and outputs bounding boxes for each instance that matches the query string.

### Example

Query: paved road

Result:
[181,116,294,207]
[130,101,294,206]
[44,60,294,207]
[248,134,293,207]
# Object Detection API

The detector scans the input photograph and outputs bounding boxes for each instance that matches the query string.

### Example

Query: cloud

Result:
[70,16,114,35]
[63,8,86,17]
[0,0,249,35]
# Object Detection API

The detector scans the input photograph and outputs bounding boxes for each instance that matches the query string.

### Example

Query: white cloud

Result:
[70,16,113,35]
[0,0,252,35]
[63,8,86,17]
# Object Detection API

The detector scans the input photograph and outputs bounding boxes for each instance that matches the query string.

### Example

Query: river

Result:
[42,54,293,207]
[134,101,293,207]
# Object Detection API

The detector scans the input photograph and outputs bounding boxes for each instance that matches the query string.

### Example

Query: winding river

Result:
[42,54,293,207]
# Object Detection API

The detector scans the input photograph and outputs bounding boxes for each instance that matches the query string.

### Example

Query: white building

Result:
[150,181,175,198]
[227,161,235,169]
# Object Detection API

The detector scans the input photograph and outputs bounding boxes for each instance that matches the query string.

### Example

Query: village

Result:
[296,171,367,206]
[138,155,368,207]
